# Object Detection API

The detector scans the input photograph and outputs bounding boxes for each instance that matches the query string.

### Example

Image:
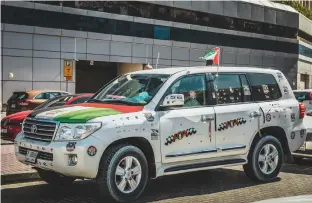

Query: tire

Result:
[293,156,304,164]
[96,145,148,202]
[36,168,75,186]
[243,135,284,182]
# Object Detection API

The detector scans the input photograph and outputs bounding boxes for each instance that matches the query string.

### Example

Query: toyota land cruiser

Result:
[14,67,307,202]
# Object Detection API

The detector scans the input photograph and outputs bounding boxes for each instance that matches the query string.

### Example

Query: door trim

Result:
[164,158,246,173]
[166,148,217,157]
[220,145,246,151]
[165,145,246,158]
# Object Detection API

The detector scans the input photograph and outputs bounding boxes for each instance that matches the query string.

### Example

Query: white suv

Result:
[14,67,307,202]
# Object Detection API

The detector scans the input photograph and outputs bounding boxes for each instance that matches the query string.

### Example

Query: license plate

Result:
[299,143,306,151]
[1,129,7,133]
[11,104,15,108]
[25,150,38,163]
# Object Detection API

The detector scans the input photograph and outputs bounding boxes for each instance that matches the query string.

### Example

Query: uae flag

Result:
[199,47,220,65]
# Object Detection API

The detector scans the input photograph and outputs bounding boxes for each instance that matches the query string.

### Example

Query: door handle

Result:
[250,111,261,118]
[201,115,214,122]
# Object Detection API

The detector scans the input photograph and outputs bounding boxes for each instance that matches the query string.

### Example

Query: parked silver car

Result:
[292,110,312,162]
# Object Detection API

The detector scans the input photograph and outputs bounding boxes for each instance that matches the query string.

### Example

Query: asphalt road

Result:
[2,161,312,203]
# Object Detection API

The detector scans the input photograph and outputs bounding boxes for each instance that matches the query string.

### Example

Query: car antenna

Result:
[156,52,160,69]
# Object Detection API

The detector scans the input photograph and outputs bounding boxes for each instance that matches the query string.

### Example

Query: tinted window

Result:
[154,25,170,40]
[34,93,47,99]
[1,5,299,54]
[167,74,207,107]
[247,73,281,101]
[9,92,29,101]
[213,74,243,104]
[294,91,311,101]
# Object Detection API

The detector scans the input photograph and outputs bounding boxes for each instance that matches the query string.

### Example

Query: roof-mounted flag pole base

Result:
[206,60,213,66]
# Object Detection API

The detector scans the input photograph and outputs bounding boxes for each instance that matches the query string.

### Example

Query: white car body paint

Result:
[14,66,307,179]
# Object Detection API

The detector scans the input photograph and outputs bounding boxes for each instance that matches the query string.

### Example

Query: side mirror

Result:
[161,94,184,108]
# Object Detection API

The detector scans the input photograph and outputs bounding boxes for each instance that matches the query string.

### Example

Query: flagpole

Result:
[217,47,220,77]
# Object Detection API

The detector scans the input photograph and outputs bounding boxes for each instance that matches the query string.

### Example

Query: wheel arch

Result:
[98,137,157,178]
[250,126,292,162]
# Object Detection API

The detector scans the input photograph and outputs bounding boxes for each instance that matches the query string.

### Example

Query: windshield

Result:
[91,73,170,105]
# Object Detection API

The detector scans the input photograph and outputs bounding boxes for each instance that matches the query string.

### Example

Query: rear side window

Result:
[213,74,243,104]
[35,92,61,100]
[247,73,281,101]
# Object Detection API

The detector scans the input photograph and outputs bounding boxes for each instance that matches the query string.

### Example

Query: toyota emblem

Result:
[30,125,37,133]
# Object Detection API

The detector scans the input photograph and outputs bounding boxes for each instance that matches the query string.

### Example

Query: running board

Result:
[164,158,246,173]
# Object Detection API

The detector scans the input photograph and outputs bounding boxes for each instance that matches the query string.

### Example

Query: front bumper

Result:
[14,134,104,179]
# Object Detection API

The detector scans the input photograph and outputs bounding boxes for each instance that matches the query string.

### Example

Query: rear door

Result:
[212,73,262,156]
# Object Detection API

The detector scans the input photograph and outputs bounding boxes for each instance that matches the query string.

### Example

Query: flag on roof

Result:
[199,47,220,65]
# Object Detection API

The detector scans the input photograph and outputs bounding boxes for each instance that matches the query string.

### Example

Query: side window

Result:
[213,74,242,104]
[247,73,281,101]
[239,75,252,102]
[47,92,60,99]
[34,93,47,99]
[166,74,207,108]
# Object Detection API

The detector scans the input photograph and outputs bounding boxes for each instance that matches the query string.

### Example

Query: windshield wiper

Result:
[87,99,104,103]
[101,100,142,106]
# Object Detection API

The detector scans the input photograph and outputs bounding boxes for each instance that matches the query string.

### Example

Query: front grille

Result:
[23,118,57,142]
[19,147,53,161]
[306,133,312,141]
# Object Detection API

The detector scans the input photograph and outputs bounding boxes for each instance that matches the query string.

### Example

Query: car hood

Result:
[3,110,32,122]
[27,103,144,123]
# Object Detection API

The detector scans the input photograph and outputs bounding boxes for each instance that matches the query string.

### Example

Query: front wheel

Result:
[36,168,75,186]
[243,136,284,182]
[96,145,148,202]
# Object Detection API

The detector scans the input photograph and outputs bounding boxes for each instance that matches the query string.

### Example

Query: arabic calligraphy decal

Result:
[165,128,197,146]
[217,118,247,131]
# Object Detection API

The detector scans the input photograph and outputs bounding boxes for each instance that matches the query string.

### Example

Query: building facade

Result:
[1,1,312,104]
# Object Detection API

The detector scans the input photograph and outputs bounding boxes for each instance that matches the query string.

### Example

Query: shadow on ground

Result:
[282,159,312,175]
[2,167,278,203]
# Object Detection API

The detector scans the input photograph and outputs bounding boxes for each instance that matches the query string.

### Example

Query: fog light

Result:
[68,154,78,166]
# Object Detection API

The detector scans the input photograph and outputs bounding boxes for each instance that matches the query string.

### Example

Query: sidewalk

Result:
[1,144,39,184]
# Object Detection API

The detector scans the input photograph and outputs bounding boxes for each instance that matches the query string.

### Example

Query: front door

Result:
[212,74,261,156]
[159,74,217,163]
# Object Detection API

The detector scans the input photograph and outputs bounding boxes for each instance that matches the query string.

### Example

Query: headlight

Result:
[54,122,102,141]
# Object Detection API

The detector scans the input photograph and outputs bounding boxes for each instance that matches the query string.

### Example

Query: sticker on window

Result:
[243,85,251,95]
[190,91,196,99]
[262,85,269,94]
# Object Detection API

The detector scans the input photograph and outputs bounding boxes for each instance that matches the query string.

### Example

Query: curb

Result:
[1,170,40,185]
[1,142,13,145]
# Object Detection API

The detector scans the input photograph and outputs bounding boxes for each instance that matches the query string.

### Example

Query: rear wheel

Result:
[243,136,284,182]
[36,168,75,186]
[96,145,148,202]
